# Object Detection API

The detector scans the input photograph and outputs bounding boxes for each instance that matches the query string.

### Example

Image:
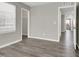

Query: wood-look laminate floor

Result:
[0,30,79,57]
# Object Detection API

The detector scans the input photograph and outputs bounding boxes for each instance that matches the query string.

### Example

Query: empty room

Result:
[0,2,79,57]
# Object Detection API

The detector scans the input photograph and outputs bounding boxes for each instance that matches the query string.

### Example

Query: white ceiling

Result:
[23,2,50,7]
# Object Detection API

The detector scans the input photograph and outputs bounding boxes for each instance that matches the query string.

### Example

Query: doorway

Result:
[21,8,29,39]
[58,5,76,49]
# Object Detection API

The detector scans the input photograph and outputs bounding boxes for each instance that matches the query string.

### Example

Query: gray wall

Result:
[0,2,30,47]
[30,2,74,41]
[61,15,65,32]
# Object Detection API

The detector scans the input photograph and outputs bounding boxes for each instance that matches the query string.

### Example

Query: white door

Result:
[21,8,28,35]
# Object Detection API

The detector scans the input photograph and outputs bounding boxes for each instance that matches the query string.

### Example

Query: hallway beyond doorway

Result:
[60,30,73,48]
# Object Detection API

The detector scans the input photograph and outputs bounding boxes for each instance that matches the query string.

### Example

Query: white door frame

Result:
[58,3,77,49]
[21,8,30,38]
[73,3,77,49]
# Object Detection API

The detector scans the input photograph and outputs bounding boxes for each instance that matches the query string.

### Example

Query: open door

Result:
[76,3,79,50]
[21,8,29,39]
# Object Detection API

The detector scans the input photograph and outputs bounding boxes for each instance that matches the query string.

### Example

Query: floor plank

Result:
[0,30,79,57]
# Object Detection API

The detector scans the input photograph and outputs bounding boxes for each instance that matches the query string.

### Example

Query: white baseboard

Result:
[0,39,22,49]
[28,36,59,42]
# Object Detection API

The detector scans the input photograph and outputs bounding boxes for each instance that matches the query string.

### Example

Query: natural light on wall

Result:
[0,2,16,34]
